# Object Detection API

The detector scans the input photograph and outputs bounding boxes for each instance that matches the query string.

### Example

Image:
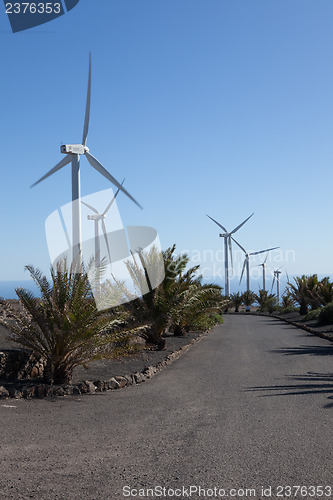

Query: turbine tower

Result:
[206,213,254,296]
[271,269,282,303]
[233,238,279,292]
[31,53,141,267]
[82,180,124,274]
[258,252,280,291]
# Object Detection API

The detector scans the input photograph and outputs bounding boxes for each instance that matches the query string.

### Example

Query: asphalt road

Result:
[0,315,332,500]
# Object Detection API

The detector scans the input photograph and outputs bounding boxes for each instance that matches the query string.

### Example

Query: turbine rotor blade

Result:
[101,219,111,262]
[249,246,279,256]
[205,214,228,233]
[81,200,99,214]
[30,154,72,188]
[231,236,246,254]
[230,212,254,234]
[239,258,246,285]
[266,264,275,278]
[103,178,125,215]
[82,52,91,147]
[85,152,142,209]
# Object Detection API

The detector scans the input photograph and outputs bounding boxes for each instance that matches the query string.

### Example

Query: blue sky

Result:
[0,0,333,294]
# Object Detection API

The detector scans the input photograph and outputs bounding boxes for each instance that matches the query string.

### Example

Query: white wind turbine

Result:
[82,180,124,275]
[257,252,279,291]
[206,213,254,296]
[31,53,141,266]
[271,269,282,303]
[232,238,279,292]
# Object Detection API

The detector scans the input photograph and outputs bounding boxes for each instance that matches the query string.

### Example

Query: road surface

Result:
[0,315,332,499]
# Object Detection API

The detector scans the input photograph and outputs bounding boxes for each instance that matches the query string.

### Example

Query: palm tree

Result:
[317,277,333,306]
[281,291,296,309]
[109,245,225,346]
[0,262,140,384]
[255,289,278,312]
[241,290,256,311]
[287,276,309,315]
[230,292,243,313]
[170,279,223,336]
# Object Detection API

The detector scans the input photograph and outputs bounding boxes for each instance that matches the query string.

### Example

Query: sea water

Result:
[0,281,40,299]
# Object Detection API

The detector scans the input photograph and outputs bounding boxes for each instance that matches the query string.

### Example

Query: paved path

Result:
[0,316,332,500]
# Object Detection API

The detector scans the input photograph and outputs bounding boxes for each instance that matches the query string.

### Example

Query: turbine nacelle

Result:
[87,214,105,221]
[219,233,229,238]
[60,144,89,155]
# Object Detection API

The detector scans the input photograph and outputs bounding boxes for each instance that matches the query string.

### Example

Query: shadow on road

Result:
[245,372,333,409]
[271,345,333,356]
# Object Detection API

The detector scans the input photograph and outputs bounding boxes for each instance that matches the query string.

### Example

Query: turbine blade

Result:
[85,152,142,209]
[271,276,276,292]
[239,258,246,285]
[206,214,228,233]
[101,219,111,262]
[82,52,91,147]
[81,200,99,214]
[266,264,275,278]
[103,178,125,215]
[249,246,279,256]
[230,212,254,234]
[30,154,72,188]
[231,236,246,254]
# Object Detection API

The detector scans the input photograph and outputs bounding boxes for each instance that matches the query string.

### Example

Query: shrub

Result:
[318,302,333,326]
[279,305,299,314]
[189,312,224,331]
[0,262,141,384]
[303,308,321,322]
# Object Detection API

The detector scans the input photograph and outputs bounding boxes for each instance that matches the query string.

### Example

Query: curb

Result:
[0,328,212,401]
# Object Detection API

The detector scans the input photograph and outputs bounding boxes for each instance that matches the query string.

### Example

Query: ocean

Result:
[0,281,40,300]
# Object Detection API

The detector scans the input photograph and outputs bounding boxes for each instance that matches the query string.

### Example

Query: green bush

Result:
[318,302,333,326]
[190,312,223,331]
[279,305,299,314]
[303,308,321,322]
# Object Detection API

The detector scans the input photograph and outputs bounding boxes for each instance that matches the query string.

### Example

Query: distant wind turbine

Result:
[82,180,124,274]
[271,269,282,303]
[31,53,142,266]
[258,252,281,292]
[206,213,254,296]
[232,238,279,292]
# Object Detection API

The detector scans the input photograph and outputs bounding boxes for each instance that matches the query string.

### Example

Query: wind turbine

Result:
[82,180,124,276]
[257,252,279,291]
[232,238,279,292]
[206,213,254,296]
[31,53,142,267]
[271,269,282,303]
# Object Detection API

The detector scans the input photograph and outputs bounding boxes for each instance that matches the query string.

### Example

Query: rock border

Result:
[0,329,211,400]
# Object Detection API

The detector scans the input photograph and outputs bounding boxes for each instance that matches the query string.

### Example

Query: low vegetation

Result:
[0,263,142,384]
[228,274,333,326]
[0,245,227,385]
